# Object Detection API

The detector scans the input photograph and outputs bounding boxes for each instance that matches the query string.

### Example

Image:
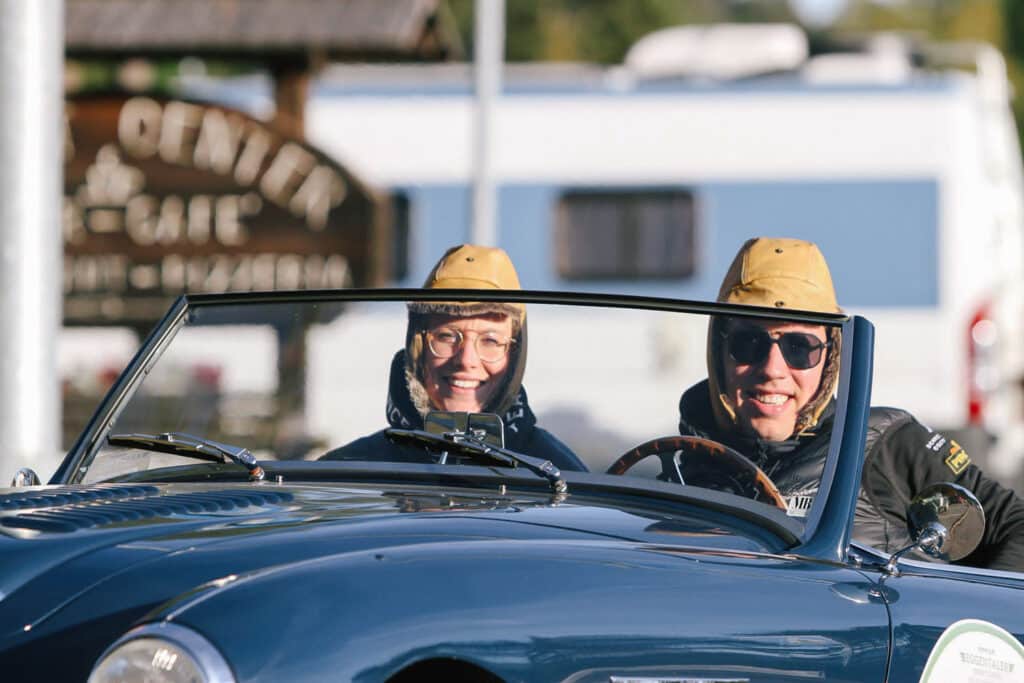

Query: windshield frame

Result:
[52,288,867,561]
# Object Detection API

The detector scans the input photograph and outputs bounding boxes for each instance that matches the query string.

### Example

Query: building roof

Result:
[66,0,461,61]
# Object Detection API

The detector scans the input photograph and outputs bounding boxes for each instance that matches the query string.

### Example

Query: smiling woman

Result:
[321,245,585,472]
[407,245,526,420]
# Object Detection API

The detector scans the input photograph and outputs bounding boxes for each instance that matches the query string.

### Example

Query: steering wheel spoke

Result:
[606,436,786,510]
[655,450,686,484]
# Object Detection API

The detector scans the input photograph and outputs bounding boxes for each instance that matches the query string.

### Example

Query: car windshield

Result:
[72,292,847,537]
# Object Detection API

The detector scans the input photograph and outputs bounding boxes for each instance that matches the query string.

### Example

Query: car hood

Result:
[0,481,766,639]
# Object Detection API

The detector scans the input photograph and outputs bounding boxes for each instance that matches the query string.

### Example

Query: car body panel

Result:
[848,543,1024,681]
[171,539,891,683]
[885,571,1024,681]
[0,481,829,679]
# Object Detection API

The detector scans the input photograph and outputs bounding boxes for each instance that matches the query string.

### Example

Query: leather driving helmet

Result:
[405,245,527,418]
[708,237,843,436]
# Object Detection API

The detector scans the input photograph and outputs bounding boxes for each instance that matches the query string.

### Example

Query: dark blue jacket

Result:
[320,351,586,472]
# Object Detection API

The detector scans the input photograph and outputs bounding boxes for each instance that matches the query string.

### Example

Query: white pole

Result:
[471,0,504,246]
[0,1,64,480]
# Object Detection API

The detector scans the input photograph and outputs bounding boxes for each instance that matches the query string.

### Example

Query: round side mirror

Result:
[11,468,41,487]
[907,482,985,562]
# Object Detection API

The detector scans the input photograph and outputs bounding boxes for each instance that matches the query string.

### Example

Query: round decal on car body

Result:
[919,619,1024,683]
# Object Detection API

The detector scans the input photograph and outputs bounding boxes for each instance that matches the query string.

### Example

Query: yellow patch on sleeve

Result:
[944,439,971,475]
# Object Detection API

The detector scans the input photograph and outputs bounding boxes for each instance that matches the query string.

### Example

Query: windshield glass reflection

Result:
[84,297,843,525]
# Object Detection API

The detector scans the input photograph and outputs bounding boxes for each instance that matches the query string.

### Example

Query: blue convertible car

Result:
[1,290,1022,682]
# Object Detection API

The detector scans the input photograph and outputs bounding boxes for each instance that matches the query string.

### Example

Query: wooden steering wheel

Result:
[605,435,787,510]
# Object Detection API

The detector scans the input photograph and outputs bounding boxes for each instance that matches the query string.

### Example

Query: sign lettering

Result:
[64,93,386,326]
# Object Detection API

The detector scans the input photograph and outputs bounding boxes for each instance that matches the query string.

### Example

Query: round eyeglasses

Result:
[426,328,515,363]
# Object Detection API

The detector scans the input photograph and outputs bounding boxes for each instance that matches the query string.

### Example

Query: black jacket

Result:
[678,379,1024,571]
[320,351,586,472]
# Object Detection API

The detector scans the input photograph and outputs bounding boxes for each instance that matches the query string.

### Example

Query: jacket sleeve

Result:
[863,418,1024,572]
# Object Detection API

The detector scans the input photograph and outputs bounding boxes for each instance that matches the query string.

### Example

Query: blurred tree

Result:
[839,0,1004,40]
[450,0,798,63]
[945,1,1001,41]
[1004,0,1024,58]
[1001,0,1024,155]
[811,0,1024,154]
[553,1,716,63]
[837,0,921,31]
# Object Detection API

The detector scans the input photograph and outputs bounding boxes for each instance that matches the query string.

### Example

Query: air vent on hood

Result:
[0,485,159,511]
[1,489,294,533]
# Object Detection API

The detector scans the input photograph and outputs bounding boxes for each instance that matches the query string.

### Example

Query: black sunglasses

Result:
[723,326,829,370]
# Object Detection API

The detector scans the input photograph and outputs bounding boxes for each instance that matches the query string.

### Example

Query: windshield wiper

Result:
[385,428,568,495]
[107,432,266,481]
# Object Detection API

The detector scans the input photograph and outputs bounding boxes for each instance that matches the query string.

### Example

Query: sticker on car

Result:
[918,618,1024,683]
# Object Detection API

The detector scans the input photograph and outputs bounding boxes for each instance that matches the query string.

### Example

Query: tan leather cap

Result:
[717,237,840,313]
[410,244,525,321]
[422,244,522,290]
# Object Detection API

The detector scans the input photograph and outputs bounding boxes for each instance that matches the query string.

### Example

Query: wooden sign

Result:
[63,94,388,325]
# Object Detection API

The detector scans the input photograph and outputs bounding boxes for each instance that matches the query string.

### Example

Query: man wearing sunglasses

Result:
[321,244,585,472]
[677,237,1024,571]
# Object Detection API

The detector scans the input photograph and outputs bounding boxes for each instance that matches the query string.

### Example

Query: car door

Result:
[853,548,1024,682]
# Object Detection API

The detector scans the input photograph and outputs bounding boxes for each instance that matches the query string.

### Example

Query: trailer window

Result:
[555,189,697,279]
[391,191,410,282]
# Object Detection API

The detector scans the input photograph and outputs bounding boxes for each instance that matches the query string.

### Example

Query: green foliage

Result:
[553,0,711,63]
[1002,0,1024,155]
[450,0,728,63]
[1004,0,1024,58]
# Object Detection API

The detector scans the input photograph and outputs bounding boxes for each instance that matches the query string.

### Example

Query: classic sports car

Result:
[1,290,1023,682]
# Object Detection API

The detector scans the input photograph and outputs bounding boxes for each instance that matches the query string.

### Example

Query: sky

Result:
[788,0,851,27]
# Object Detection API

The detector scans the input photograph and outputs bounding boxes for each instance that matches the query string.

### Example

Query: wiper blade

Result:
[108,432,266,481]
[385,428,567,495]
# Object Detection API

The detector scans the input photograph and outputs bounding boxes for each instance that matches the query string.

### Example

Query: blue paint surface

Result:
[397,179,938,307]
[309,75,959,99]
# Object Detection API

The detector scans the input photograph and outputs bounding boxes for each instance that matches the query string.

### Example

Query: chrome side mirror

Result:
[11,468,41,487]
[884,482,985,576]
[425,411,505,449]
[423,411,505,465]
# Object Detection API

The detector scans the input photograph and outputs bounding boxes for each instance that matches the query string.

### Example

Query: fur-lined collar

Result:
[678,378,836,476]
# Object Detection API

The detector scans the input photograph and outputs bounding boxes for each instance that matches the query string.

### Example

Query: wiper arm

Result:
[385,428,568,495]
[107,432,266,481]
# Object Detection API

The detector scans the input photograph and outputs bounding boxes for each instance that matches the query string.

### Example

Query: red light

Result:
[967,302,992,426]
